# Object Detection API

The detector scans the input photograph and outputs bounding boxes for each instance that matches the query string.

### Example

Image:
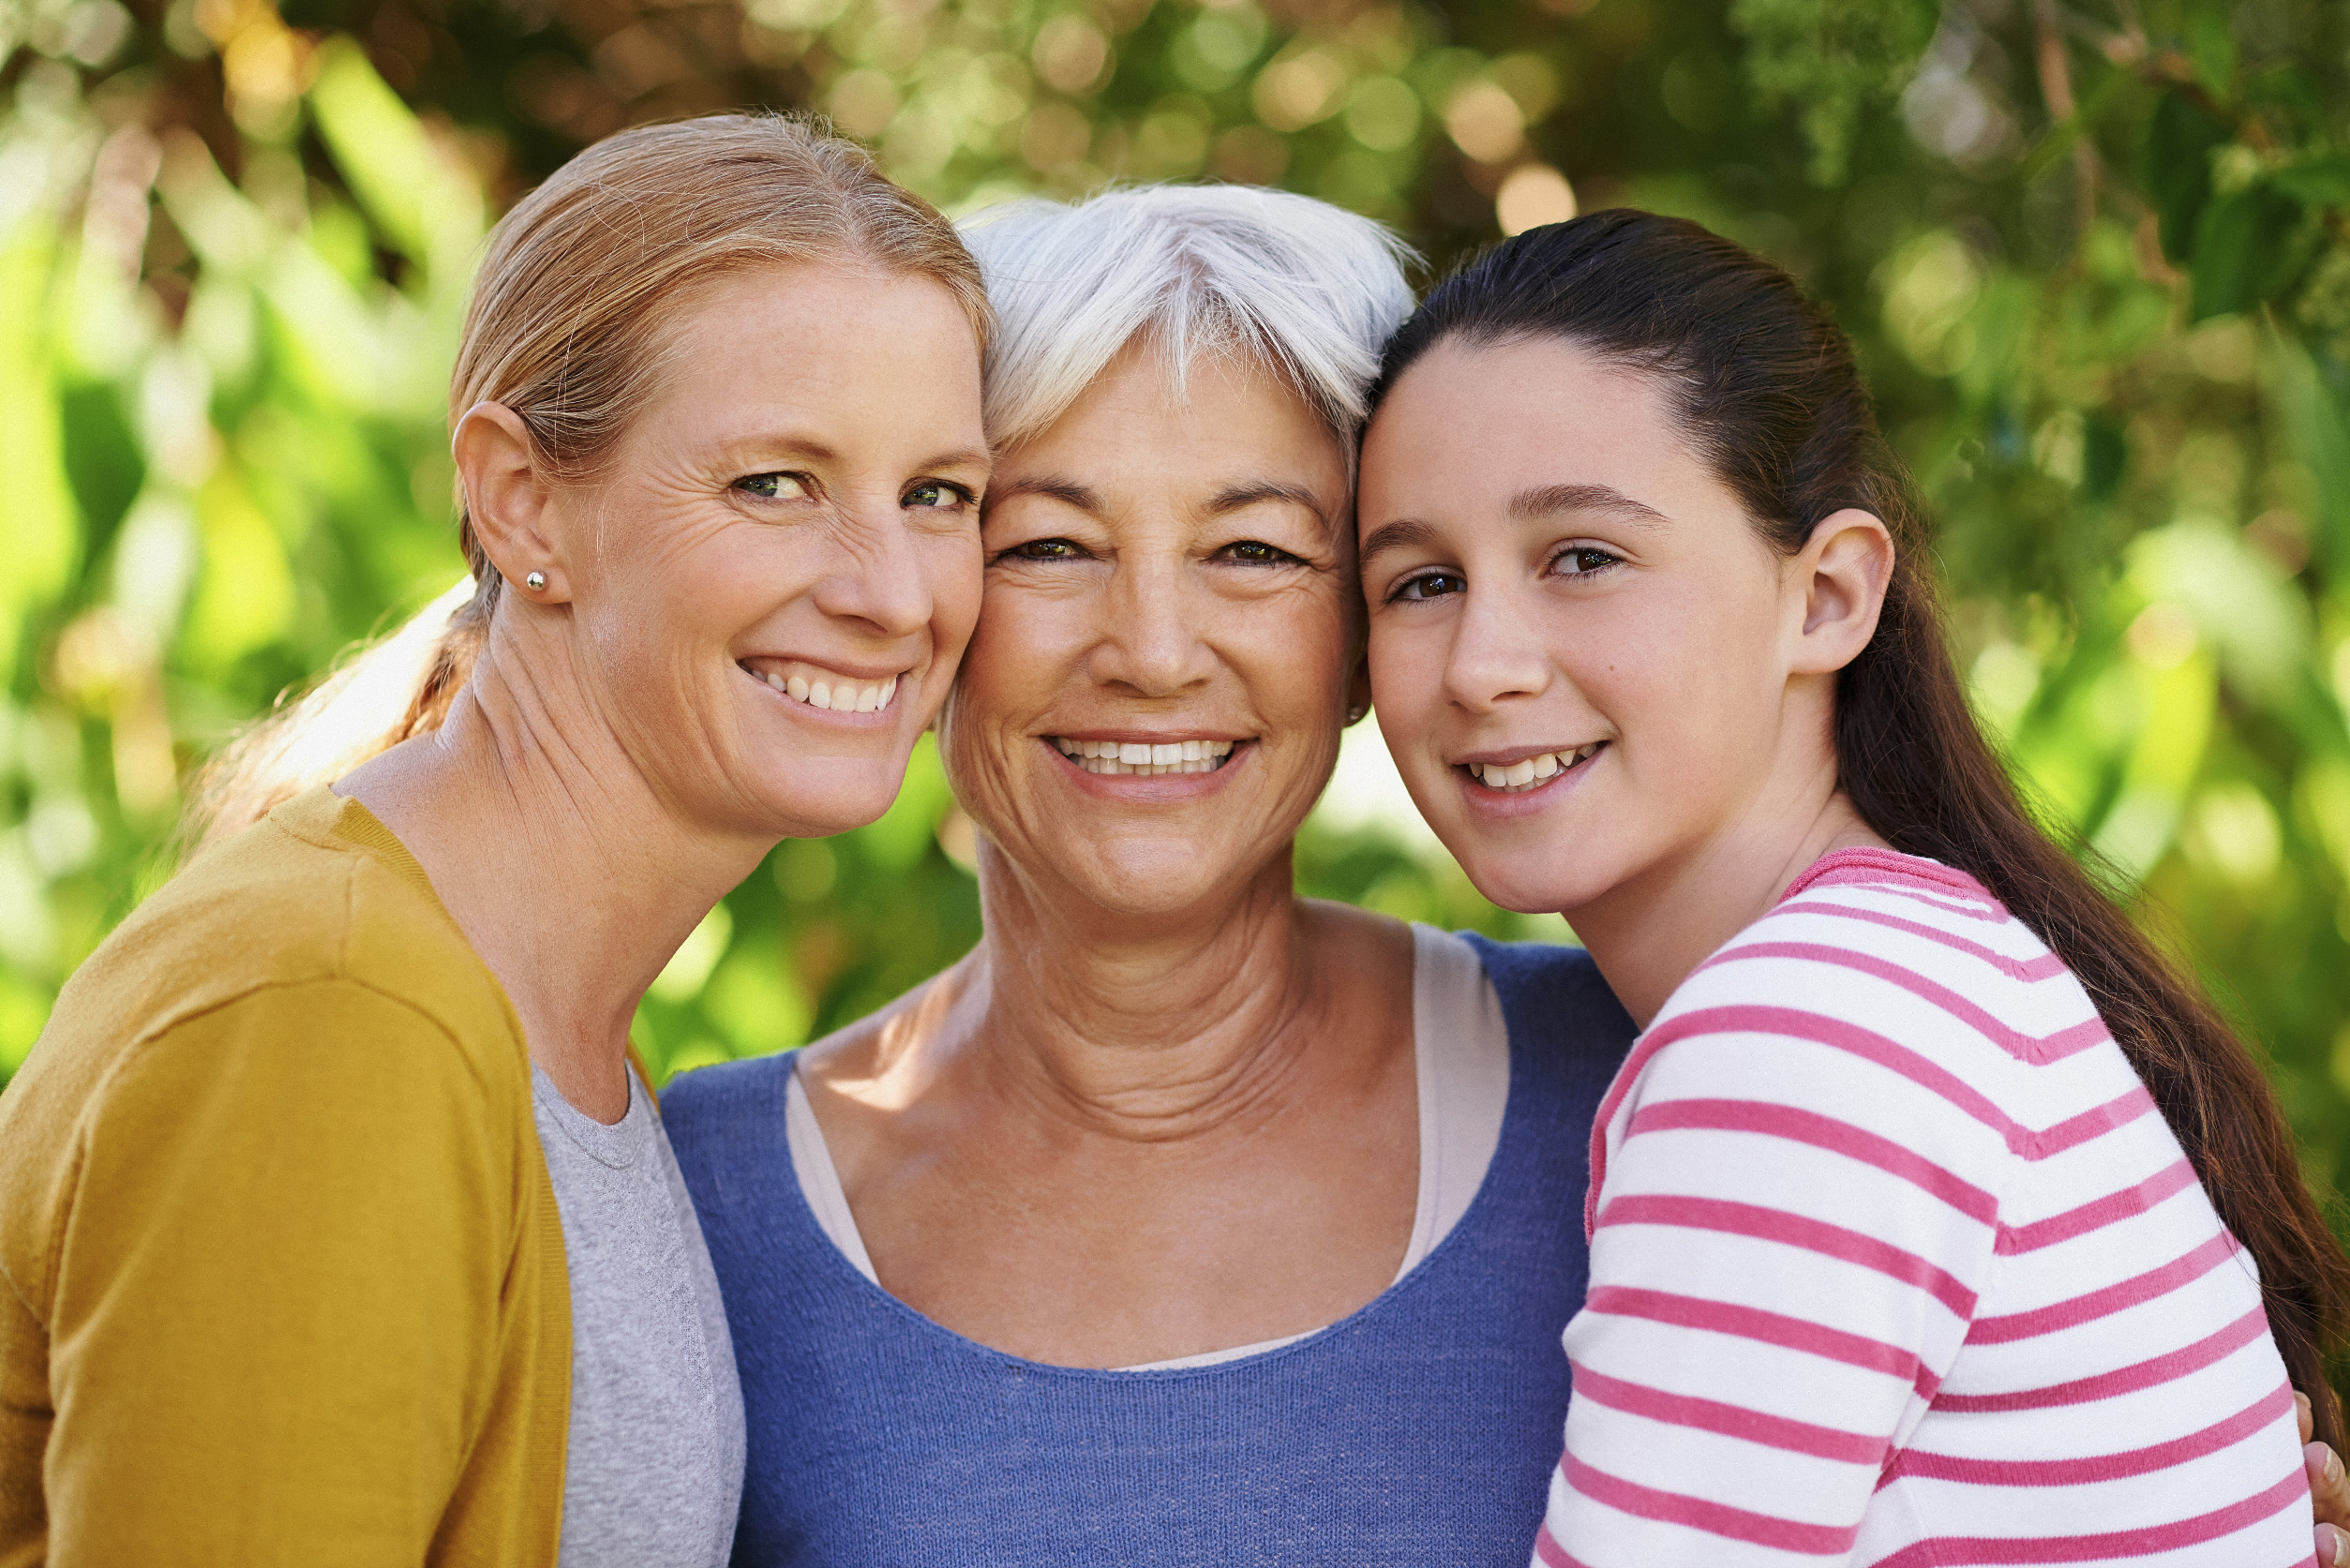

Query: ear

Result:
[1343,650,1372,727]
[1789,508,1893,676]
[453,401,569,604]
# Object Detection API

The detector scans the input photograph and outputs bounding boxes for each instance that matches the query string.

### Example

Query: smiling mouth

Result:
[740,658,903,714]
[1460,742,1606,793]
[1049,738,1239,776]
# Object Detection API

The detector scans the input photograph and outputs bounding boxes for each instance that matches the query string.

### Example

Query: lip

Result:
[1451,740,1607,815]
[1042,734,1255,798]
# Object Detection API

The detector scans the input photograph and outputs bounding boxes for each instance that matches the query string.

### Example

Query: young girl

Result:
[1356,209,2350,1565]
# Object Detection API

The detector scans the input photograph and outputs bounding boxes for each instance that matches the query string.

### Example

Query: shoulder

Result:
[1674,848,2093,1062]
[5,790,522,1157]
[662,1049,795,1152]
[1459,933,1631,1031]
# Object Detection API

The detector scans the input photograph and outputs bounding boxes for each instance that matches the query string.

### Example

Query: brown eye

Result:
[1554,546,1621,575]
[1394,572,1465,601]
[1219,540,1297,565]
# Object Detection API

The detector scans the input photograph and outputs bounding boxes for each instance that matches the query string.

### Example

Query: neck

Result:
[936,844,1332,1144]
[338,628,773,1121]
[1567,748,1885,1029]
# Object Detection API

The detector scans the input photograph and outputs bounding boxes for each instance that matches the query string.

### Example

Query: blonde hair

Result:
[185,113,989,851]
[959,185,1414,455]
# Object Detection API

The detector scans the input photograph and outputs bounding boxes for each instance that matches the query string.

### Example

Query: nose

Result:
[1443,581,1551,713]
[1088,548,1218,698]
[810,501,937,643]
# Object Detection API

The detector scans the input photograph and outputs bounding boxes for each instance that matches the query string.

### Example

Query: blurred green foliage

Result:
[4,0,2350,1241]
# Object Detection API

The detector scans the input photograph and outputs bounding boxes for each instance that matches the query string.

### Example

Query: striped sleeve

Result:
[1534,955,2006,1563]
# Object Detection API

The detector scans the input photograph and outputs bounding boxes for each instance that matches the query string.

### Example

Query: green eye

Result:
[906,481,971,509]
[735,472,810,500]
[1009,538,1081,560]
[1220,540,1295,565]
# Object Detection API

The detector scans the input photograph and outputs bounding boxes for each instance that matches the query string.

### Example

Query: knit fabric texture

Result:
[665,935,1635,1567]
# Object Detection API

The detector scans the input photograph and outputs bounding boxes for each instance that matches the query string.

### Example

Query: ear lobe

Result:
[454,400,567,603]
[1344,651,1372,727]
[1792,508,1894,674]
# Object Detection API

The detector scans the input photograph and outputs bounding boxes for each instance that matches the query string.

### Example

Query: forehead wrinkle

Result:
[1511,482,1669,528]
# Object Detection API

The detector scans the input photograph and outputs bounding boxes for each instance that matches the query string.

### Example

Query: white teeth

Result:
[1470,744,1602,793]
[744,661,904,716]
[1046,738,1238,776]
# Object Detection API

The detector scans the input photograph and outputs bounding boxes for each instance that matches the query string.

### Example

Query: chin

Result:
[752,758,909,839]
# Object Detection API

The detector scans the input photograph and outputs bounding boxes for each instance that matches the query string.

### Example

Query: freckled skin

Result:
[343,262,990,1121]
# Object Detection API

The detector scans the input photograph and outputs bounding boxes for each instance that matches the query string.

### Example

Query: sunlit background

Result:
[3,0,2347,1220]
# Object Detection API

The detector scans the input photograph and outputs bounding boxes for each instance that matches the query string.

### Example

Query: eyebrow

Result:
[1209,480,1327,518]
[920,448,995,476]
[988,474,1103,513]
[1511,482,1669,527]
[1358,516,1439,562]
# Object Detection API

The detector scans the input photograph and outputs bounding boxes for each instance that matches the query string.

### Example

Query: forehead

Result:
[1000,338,1345,485]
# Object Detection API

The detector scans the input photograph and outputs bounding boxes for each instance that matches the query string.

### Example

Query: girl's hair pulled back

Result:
[1375,208,2350,1439]
[186,112,987,849]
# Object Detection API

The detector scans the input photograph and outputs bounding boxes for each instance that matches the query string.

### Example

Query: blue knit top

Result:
[664,936,1636,1567]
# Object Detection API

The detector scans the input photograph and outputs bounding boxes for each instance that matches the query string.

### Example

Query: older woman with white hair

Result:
[663,185,1639,1565]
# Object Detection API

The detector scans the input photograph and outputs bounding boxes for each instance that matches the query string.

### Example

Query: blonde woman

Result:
[0,116,989,1566]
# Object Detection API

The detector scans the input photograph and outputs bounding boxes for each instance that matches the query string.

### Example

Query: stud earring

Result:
[1346,703,1368,724]
[524,571,546,591]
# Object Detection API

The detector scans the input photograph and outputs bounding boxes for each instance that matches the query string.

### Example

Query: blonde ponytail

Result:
[180,112,988,853]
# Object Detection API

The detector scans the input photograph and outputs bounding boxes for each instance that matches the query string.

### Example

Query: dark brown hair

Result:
[1375,207,2350,1440]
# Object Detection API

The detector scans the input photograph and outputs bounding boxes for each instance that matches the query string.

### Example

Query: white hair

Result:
[958,185,1417,454]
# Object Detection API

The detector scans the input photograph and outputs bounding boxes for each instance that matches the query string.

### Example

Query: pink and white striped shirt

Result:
[1536,847,2313,1568]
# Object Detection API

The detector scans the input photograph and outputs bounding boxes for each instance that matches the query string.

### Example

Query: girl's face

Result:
[942,341,1358,921]
[1356,335,1875,917]
[485,263,990,842]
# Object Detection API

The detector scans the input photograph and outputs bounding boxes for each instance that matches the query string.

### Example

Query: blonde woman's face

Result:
[556,263,989,839]
[942,342,1358,922]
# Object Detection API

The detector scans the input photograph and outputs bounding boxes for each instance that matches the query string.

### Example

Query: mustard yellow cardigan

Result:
[0,786,569,1567]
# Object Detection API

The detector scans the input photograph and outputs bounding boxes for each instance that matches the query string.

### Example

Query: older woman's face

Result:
[534,263,989,840]
[944,342,1357,918]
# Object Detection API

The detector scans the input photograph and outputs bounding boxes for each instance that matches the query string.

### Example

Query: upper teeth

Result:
[1050,738,1237,776]
[744,660,899,714]
[1472,744,1601,790]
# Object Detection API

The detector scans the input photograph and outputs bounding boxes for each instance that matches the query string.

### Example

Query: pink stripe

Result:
[1781,846,1999,911]
[1775,898,2067,979]
[1531,1527,1584,1568]
[1882,1381,2294,1487]
[1571,1362,1886,1464]
[1629,1098,1998,1226]
[1933,1304,2270,1412]
[1966,1231,2241,1345]
[1582,1285,1922,1382]
[1587,1002,2140,1239]
[1562,1452,1861,1554]
[1997,1157,2201,1254]
[1599,1194,1978,1318]
[1865,1464,2308,1563]
[1700,942,2112,1065]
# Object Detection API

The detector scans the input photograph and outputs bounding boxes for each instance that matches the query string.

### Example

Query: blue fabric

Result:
[666,934,1635,1567]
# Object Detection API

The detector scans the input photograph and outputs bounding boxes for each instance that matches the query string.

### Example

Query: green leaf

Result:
[2186,7,2238,102]
[2188,184,2305,321]
[2143,91,2230,265]
[2272,156,2350,208]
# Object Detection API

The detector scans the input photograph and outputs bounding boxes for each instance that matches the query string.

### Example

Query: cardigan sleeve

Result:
[42,977,521,1568]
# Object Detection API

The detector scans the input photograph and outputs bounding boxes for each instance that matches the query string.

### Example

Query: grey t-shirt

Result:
[531,1063,744,1568]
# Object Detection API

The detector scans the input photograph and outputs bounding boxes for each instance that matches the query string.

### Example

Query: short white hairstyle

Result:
[959,185,1416,454]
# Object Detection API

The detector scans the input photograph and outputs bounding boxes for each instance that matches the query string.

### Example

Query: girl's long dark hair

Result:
[1374,208,2350,1441]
